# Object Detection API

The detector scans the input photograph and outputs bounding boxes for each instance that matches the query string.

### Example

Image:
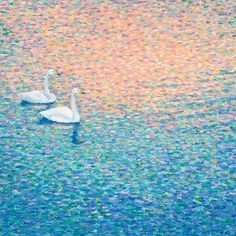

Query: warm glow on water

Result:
[2,1,235,112]
[0,1,235,235]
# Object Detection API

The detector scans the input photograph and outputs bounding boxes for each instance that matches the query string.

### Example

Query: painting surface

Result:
[0,0,235,235]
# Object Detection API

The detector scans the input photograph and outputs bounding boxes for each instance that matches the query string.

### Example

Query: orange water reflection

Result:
[1,1,235,113]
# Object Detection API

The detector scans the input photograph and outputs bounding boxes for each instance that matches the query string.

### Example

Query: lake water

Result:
[1,1,236,235]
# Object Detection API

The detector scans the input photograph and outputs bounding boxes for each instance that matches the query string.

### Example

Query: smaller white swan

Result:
[39,88,85,123]
[18,69,60,104]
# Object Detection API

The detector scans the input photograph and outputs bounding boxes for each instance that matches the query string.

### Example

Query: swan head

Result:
[73,88,86,94]
[47,69,62,76]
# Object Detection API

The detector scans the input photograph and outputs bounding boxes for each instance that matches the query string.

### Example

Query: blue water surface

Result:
[0,2,236,234]
[0,85,235,235]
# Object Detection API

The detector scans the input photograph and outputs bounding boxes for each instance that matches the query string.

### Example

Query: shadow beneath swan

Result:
[37,117,56,125]
[20,101,54,108]
[19,101,55,114]
[37,118,85,145]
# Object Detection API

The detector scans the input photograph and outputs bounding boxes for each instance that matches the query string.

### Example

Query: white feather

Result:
[39,107,75,123]
[38,88,81,124]
[18,91,56,104]
[18,69,57,104]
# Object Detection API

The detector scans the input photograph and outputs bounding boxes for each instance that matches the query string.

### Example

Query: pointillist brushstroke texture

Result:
[0,0,235,235]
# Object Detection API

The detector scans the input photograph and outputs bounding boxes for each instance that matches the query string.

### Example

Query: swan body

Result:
[18,69,59,104]
[39,88,82,123]
[19,90,56,104]
[39,107,78,123]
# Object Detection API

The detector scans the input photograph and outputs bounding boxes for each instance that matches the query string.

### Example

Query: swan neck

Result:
[43,74,50,94]
[71,92,80,120]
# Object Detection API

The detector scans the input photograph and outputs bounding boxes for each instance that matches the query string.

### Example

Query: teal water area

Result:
[0,2,236,234]
[0,84,235,235]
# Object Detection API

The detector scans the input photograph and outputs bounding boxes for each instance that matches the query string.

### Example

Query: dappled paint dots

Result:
[1,0,235,114]
[0,1,235,235]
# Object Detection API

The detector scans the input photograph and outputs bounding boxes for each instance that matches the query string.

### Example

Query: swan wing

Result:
[48,93,57,103]
[39,107,73,123]
[18,90,49,103]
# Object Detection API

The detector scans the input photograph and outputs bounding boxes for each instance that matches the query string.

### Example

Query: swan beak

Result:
[81,91,86,94]
[57,72,62,76]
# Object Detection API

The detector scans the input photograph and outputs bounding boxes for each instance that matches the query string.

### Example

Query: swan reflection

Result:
[37,119,84,145]
[72,123,84,145]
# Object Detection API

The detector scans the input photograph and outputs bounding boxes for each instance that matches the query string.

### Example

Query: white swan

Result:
[39,88,85,123]
[18,69,60,104]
